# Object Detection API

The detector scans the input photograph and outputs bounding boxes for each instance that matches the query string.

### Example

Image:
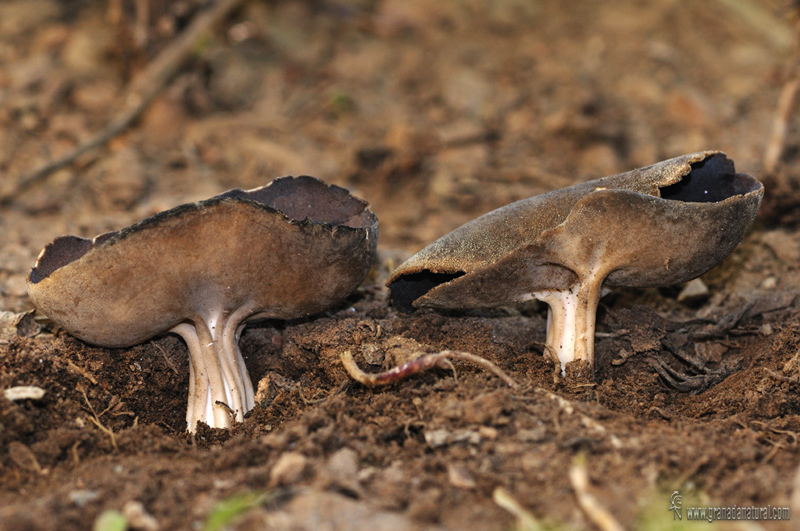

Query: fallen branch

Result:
[340,349,518,388]
[2,0,245,205]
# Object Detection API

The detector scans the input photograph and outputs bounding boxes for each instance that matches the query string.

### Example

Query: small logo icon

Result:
[669,491,682,520]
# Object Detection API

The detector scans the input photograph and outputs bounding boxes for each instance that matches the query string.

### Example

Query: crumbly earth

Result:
[2,1,800,529]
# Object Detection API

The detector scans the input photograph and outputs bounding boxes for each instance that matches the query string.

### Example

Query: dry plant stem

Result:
[340,350,518,388]
[532,274,603,375]
[4,0,245,204]
[172,312,255,432]
[492,487,543,531]
[714,0,793,51]
[569,457,625,531]
[764,70,800,176]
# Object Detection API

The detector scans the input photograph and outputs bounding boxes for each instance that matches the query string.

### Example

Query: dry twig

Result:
[340,349,519,388]
[569,455,625,531]
[3,0,245,205]
[492,487,543,531]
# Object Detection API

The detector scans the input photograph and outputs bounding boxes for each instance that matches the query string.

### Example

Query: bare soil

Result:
[2,1,800,529]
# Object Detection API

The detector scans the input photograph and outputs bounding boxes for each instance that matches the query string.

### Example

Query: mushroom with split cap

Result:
[387,151,763,375]
[27,176,378,431]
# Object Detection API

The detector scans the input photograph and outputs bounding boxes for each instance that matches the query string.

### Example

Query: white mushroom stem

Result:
[531,274,605,375]
[171,308,256,432]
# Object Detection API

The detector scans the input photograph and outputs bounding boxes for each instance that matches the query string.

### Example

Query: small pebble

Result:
[677,278,709,302]
[517,428,547,443]
[68,489,99,507]
[361,343,384,366]
[760,276,777,290]
[424,429,450,448]
[122,501,158,531]
[447,463,476,489]
[269,452,308,487]
[327,447,359,478]
[478,426,498,440]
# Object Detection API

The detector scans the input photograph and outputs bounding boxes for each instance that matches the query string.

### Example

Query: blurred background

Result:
[0,0,795,309]
[4,4,800,529]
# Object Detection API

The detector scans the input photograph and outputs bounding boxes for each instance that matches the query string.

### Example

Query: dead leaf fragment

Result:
[4,385,46,401]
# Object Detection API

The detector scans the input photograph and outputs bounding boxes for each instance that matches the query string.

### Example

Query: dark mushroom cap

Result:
[28,176,378,347]
[388,151,763,312]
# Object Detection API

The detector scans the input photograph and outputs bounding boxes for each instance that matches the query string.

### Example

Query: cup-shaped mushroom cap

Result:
[27,176,378,347]
[388,151,763,312]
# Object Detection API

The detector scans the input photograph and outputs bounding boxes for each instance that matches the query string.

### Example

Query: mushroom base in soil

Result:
[27,176,378,431]
[172,309,255,430]
[527,285,598,373]
[387,151,764,375]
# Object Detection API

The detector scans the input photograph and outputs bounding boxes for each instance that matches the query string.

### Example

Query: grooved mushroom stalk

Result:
[532,284,598,369]
[388,152,763,374]
[173,306,256,430]
[28,176,378,431]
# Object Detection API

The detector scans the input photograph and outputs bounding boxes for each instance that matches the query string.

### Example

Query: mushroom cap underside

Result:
[28,176,378,347]
[388,153,763,312]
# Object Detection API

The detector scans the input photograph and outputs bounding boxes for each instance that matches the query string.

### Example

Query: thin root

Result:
[340,350,518,389]
[80,388,117,450]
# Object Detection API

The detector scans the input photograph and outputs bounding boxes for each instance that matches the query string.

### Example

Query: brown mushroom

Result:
[28,176,378,431]
[387,151,763,374]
